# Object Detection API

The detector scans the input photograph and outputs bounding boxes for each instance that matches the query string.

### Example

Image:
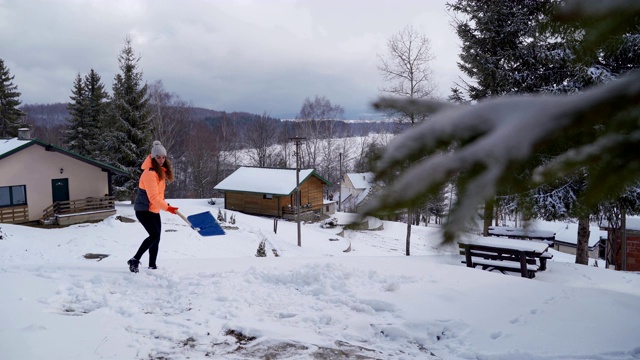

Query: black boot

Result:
[127,258,140,273]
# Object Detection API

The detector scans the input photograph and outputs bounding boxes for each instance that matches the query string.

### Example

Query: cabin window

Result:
[0,185,27,207]
[263,194,273,200]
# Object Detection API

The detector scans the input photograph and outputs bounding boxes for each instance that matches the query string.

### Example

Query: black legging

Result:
[133,211,162,267]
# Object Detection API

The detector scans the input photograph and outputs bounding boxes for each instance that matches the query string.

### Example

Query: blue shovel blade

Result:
[187,211,225,236]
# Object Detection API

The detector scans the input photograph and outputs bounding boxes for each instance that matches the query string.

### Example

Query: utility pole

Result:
[622,207,627,270]
[290,137,306,247]
[338,152,342,212]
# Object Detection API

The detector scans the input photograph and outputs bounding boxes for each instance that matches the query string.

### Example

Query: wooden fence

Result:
[41,196,115,224]
[0,205,29,223]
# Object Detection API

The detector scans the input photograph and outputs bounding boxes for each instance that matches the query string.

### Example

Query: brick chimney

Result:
[18,128,31,140]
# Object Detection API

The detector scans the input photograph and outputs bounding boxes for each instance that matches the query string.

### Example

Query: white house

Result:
[0,129,128,225]
[338,172,382,213]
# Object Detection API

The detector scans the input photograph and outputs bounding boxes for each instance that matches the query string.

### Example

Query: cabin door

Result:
[52,178,70,203]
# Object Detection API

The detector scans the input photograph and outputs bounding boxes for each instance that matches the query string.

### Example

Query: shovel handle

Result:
[175,210,195,229]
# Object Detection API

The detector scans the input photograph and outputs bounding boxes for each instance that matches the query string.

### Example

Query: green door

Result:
[51,178,69,203]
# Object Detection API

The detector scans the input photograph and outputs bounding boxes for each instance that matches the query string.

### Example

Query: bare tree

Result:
[29,123,65,146]
[377,25,437,256]
[147,80,193,198]
[214,113,241,185]
[378,25,437,126]
[183,122,219,198]
[244,112,279,168]
[275,120,295,168]
[317,116,344,188]
[148,80,190,157]
[296,95,344,168]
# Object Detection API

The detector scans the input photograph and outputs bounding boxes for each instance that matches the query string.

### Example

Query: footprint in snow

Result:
[509,315,523,324]
[530,308,539,315]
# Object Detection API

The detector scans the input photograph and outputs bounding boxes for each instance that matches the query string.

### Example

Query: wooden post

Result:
[290,136,306,247]
[519,252,528,278]
[338,152,342,212]
[464,244,473,268]
[622,208,627,271]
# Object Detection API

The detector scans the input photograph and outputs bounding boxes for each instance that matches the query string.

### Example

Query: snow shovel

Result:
[176,210,225,236]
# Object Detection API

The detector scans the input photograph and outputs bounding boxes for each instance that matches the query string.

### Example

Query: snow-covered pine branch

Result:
[363,70,640,242]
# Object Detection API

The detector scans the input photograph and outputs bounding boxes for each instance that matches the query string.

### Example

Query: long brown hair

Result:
[151,157,174,182]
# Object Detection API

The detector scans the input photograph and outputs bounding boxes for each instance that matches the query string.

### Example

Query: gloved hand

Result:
[167,206,179,214]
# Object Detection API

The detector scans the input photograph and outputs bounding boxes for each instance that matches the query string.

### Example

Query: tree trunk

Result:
[406,210,412,256]
[576,216,590,265]
[483,200,493,236]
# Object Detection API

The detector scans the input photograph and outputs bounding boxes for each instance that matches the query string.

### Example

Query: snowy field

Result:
[1,199,639,359]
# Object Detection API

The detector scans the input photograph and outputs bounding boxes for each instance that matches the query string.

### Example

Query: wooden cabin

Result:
[214,167,331,220]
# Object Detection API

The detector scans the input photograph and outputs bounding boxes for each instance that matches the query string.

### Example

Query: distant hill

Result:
[19,103,276,128]
[19,103,402,137]
[21,103,69,127]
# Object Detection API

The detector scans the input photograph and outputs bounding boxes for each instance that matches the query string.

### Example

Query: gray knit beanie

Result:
[151,140,167,157]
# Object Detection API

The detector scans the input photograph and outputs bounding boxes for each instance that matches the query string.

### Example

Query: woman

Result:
[127,140,178,273]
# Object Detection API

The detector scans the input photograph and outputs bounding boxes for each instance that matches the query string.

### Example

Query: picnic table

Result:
[458,236,553,279]
[488,226,555,243]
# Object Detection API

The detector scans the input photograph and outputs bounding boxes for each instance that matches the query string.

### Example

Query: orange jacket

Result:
[135,155,170,213]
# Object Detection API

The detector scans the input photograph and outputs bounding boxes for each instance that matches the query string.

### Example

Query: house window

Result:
[263,194,273,200]
[0,185,27,207]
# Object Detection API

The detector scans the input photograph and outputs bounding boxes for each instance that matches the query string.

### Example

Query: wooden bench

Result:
[538,252,553,271]
[471,258,539,277]
[458,239,552,279]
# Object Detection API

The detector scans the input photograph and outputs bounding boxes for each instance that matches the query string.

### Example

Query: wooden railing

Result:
[0,205,29,223]
[41,196,115,224]
[282,203,315,215]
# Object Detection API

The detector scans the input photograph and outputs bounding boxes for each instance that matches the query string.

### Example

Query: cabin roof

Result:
[0,137,129,176]
[214,166,331,195]
[346,172,376,189]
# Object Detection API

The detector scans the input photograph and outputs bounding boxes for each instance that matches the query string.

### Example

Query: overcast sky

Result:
[1,0,463,119]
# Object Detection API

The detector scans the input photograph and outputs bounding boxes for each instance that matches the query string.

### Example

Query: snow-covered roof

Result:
[347,172,376,189]
[0,137,129,176]
[354,187,372,206]
[214,167,329,195]
[0,137,31,156]
[600,216,640,231]
[628,218,640,231]
[533,221,604,248]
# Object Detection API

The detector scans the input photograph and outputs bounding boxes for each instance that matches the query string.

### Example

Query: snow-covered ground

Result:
[1,199,639,359]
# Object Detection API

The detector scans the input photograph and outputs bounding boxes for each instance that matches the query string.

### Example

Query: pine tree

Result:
[65,73,91,155]
[447,0,575,99]
[84,69,110,160]
[447,0,567,235]
[107,37,152,200]
[66,70,110,158]
[448,0,640,264]
[524,19,640,264]
[0,59,25,138]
